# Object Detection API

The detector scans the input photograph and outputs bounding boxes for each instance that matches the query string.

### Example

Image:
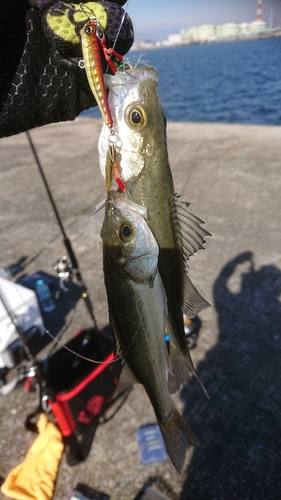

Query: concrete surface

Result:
[0,118,280,500]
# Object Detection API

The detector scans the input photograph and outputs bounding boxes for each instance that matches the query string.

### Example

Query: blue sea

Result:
[82,37,281,125]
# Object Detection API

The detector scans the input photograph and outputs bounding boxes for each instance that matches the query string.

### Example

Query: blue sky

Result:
[125,0,281,41]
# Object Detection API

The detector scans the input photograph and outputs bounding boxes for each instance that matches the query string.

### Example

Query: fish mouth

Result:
[110,194,147,219]
[104,66,158,89]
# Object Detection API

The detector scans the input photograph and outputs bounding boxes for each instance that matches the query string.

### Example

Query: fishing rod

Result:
[26,130,97,329]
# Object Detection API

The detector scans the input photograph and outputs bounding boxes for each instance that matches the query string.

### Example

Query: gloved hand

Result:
[1,413,64,500]
[0,0,134,138]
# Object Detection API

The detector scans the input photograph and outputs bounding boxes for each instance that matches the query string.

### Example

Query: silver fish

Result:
[101,190,199,473]
[99,66,210,394]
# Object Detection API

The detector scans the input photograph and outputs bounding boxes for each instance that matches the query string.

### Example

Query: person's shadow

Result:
[179,251,281,500]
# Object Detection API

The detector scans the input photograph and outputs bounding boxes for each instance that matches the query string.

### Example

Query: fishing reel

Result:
[53,256,72,293]
[183,315,199,349]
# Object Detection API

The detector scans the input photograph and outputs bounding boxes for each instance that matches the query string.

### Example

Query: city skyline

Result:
[126,0,281,41]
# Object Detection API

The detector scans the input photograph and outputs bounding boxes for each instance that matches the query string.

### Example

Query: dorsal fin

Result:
[171,194,211,261]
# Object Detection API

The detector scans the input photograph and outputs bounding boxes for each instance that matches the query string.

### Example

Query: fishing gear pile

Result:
[0,0,134,138]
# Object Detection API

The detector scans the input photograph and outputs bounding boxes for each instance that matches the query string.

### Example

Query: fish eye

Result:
[122,225,131,236]
[127,106,146,127]
[85,24,94,34]
[119,223,133,240]
[131,111,141,124]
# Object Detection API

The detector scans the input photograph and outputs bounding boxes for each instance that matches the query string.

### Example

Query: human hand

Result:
[0,0,134,137]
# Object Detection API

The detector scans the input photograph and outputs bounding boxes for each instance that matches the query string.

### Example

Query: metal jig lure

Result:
[80,17,123,128]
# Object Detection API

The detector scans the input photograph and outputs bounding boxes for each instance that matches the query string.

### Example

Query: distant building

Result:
[184,19,268,44]
[166,33,183,46]
[217,23,239,38]
[248,20,267,33]
[131,2,271,52]
[238,22,250,35]
[187,24,216,43]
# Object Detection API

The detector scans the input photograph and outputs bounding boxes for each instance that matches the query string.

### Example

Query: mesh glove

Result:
[0,0,134,138]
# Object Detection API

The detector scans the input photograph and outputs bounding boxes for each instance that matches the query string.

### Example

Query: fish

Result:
[99,66,211,394]
[101,190,199,473]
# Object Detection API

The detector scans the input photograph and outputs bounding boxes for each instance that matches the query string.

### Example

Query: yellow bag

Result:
[1,414,64,500]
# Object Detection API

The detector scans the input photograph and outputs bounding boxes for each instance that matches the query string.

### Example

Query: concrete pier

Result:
[0,118,280,499]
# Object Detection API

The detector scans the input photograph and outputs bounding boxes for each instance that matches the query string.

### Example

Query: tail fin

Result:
[159,409,199,473]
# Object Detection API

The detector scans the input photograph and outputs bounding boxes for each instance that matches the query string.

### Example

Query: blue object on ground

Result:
[136,424,168,466]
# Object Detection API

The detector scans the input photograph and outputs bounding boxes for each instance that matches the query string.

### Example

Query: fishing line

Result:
[115,0,131,50]
[105,0,130,75]
[2,266,120,366]
[36,325,121,365]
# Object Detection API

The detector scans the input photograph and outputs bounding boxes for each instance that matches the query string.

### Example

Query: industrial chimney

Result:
[256,0,262,21]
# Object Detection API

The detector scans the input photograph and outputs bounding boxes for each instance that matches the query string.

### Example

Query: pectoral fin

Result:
[113,362,138,399]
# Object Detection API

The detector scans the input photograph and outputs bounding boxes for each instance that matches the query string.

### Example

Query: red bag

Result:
[26,328,122,465]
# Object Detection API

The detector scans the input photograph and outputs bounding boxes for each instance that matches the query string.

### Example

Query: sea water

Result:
[82,37,281,125]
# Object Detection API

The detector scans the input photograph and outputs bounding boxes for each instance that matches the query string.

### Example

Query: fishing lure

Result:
[80,17,123,128]
[106,139,125,192]
[79,4,126,190]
